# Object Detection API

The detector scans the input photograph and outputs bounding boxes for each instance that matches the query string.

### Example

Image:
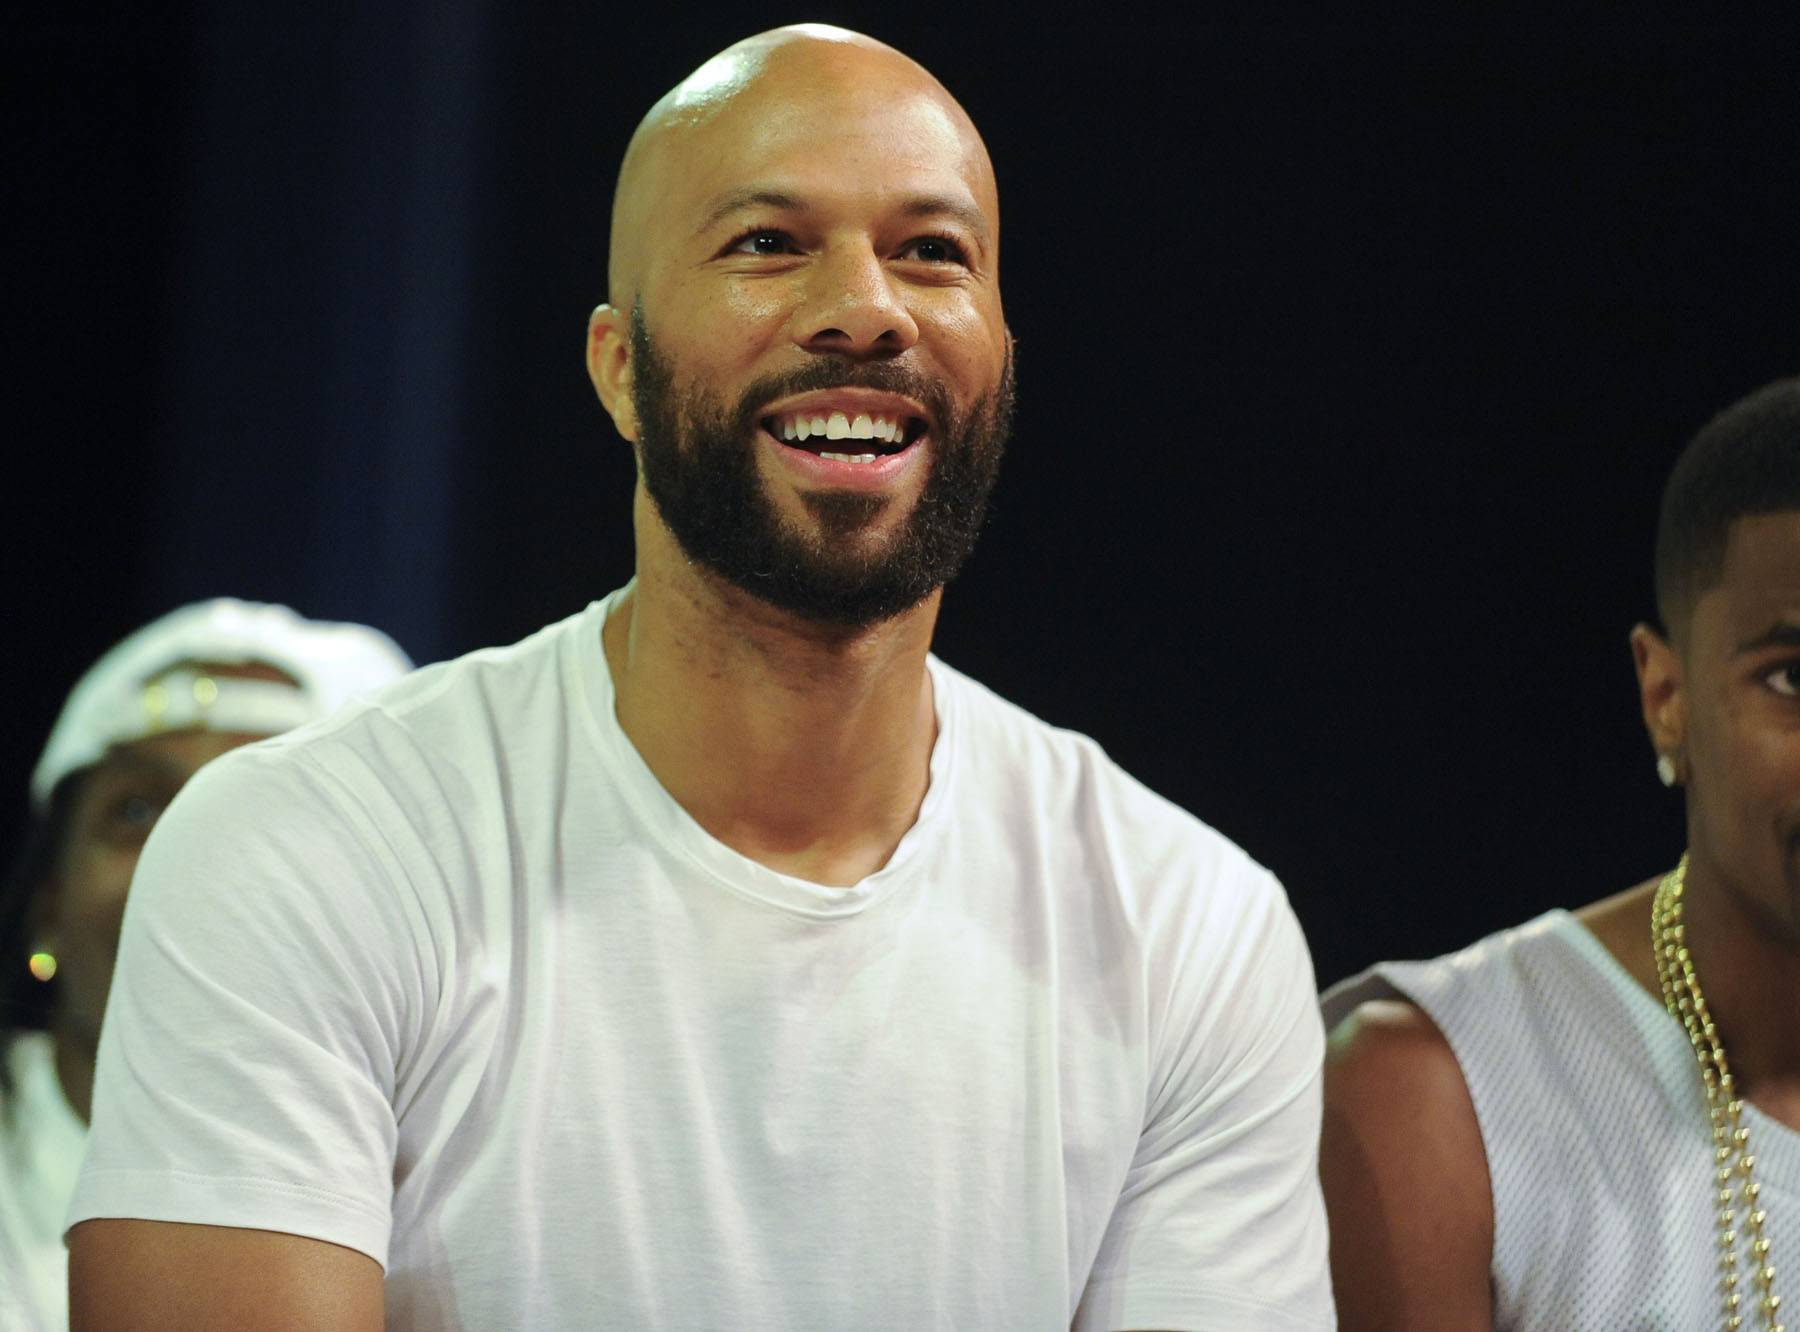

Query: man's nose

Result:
[791,242,920,359]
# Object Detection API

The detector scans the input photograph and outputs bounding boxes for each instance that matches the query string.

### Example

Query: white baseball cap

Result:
[30,598,414,811]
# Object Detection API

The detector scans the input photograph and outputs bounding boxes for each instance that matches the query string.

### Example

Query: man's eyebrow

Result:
[91,749,191,784]
[697,188,806,235]
[895,194,990,241]
[695,188,990,242]
[1735,620,1800,653]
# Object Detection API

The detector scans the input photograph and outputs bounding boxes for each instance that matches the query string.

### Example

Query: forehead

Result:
[657,80,993,232]
[85,728,267,790]
[1694,511,1800,637]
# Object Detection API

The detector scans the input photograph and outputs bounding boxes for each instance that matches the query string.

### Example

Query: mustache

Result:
[730,357,956,432]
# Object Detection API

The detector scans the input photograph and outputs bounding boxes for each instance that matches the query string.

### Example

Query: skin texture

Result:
[1320,1000,1494,1330]
[586,25,1010,887]
[1322,509,1800,1329]
[1626,510,1800,1124]
[69,1222,383,1332]
[74,27,1027,1329]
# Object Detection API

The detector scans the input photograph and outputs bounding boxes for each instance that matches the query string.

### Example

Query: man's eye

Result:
[1764,663,1800,697]
[899,235,967,264]
[730,231,795,256]
[110,793,165,831]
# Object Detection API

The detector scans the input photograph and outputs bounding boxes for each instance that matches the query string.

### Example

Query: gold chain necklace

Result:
[1654,854,1787,1331]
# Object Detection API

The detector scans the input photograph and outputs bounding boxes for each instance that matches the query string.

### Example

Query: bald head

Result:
[607,25,997,312]
[581,24,1013,630]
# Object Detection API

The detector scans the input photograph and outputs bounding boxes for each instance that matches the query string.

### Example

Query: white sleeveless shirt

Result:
[1323,910,1800,1331]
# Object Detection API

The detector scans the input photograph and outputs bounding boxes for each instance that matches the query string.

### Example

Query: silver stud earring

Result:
[1656,754,1678,788]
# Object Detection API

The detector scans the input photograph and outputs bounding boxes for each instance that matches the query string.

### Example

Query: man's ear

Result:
[1630,622,1687,781]
[586,304,639,443]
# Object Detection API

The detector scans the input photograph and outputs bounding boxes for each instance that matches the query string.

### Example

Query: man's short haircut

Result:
[1654,376,1800,639]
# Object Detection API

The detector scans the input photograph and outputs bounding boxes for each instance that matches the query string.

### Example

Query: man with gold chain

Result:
[1321,375,1800,1330]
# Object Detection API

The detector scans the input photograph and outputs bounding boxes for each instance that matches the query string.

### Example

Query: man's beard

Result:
[629,307,1014,629]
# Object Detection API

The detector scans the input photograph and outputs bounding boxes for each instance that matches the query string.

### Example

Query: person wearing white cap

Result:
[0,599,410,1332]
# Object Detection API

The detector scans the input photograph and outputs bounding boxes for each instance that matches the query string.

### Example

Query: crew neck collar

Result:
[570,586,957,920]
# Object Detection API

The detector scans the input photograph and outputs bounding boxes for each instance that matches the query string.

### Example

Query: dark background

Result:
[9,4,1798,988]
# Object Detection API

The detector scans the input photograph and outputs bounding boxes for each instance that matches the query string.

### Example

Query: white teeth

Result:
[818,452,877,463]
[771,409,908,446]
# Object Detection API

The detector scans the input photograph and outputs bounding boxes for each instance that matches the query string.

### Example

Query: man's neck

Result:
[1583,859,1800,1128]
[606,525,940,888]
[1679,851,1800,1124]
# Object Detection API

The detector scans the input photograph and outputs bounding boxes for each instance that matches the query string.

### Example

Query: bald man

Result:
[67,27,1331,1331]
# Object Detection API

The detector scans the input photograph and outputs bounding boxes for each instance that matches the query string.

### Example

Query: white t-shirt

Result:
[2,1031,86,1332]
[1322,910,1800,1331]
[70,592,1331,1331]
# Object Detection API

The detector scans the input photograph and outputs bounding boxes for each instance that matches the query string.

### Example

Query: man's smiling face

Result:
[1681,511,1800,936]
[595,31,1014,626]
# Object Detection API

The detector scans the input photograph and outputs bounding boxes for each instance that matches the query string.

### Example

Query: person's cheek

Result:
[58,843,142,1017]
[88,845,142,955]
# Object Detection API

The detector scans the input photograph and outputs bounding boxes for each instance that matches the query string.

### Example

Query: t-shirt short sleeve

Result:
[65,741,430,1267]
[1074,866,1333,1332]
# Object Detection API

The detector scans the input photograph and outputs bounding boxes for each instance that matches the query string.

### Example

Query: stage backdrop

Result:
[10,5,1800,986]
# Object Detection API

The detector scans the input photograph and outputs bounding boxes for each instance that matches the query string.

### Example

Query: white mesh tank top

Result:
[1323,910,1800,1330]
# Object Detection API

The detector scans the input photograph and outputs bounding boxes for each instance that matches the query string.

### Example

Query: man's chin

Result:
[708,548,940,630]
[641,419,983,631]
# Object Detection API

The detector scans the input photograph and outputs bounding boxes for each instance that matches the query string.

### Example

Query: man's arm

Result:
[1075,861,1333,1331]
[65,747,419,1325]
[1320,999,1494,1331]
[69,1219,383,1332]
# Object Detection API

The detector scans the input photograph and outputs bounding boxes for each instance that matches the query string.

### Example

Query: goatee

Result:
[629,306,1014,629]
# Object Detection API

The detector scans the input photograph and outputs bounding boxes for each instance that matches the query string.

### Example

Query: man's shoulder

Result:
[1320,907,1653,1157]
[929,653,1108,770]
[934,654,1173,805]
[162,603,605,843]
[127,610,611,950]
[933,655,1280,915]
[247,601,601,768]
[1322,909,1586,1033]
[333,602,599,735]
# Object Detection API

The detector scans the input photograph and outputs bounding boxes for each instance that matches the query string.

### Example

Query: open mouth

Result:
[760,408,928,464]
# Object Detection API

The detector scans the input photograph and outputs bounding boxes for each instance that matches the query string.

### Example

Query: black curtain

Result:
[11,6,1800,986]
